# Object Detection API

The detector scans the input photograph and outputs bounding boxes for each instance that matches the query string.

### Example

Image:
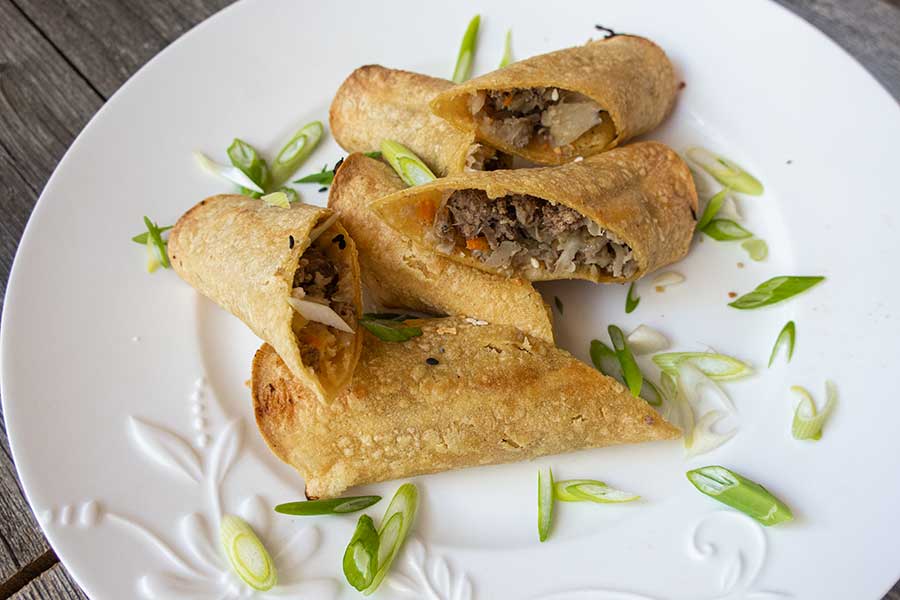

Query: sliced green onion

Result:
[537,466,553,542]
[729,276,825,310]
[554,479,605,502]
[499,29,513,68]
[132,225,172,245]
[608,325,642,396]
[625,281,640,313]
[269,121,324,189]
[702,219,753,241]
[554,296,564,314]
[279,187,300,204]
[652,352,752,381]
[194,151,265,194]
[359,316,423,342]
[740,238,768,261]
[626,324,669,356]
[220,514,277,591]
[640,378,663,407]
[686,147,763,196]
[664,374,695,441]
[343,514,379,591]
[143,217,170,270]
[274,495,381,516]
[791,382,837,441]
[768,321,796,367]
[589,340,624,384]
[380,140,437,187]
[452,15,480,83]
[565,481,640,504]
[294,168,335,185]
[227,138,268,192]
[363,312,419,321]
[685,410,736,458]
[363,151,382,159]
[686,466,793,526]
[145,236,161,273]
[652,271,685,289]
[696,189,728,231]
[363,483,418,595]
[261,191,290,208]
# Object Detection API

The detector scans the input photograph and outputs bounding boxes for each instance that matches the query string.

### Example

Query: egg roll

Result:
[329,153,554,341]
[252,317,679,498]
[372,142,697,283]
[330,65,513,175]
[168,195,362,401]
[431,35,677,165]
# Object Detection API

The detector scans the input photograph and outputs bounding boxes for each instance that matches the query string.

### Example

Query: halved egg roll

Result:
[431,35,677,165]
[330,65,513,175]
[372,142,697,283]
[168,195,362,401]
[329,153,554,341]
[253,317,679,498]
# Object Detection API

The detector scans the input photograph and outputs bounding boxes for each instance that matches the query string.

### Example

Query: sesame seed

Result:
[289,235,295,249]
[425,357,439,365]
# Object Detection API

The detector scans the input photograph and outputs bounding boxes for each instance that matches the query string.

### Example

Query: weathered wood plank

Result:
[8,563,87,600]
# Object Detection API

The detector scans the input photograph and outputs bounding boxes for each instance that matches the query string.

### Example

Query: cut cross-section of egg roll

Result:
[330,65,513,175]
[168,195,362,401]
[372,142,697,283]
[253,317,679,499]
[329,153,554,341]
[431,35,677,165]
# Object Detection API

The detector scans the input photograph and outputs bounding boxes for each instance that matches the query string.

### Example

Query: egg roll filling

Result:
[432,189,636,278]
[469,88,608,150]
[464,142,514,171]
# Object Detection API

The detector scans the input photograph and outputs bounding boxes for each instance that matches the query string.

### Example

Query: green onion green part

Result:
[554,296,564,314]
[768,321,796,367]
[696,189,728,231]
[279,187,300,203]
[729,276,825,310]
[625,281,640,313]
[652,352,752,381]
[269,121,324,189]
[554,479,606,502]
[640,378,663,407]
[132,225,172,245]
[294,165,335,185]
[363,483,418,595]
[589,339,624,384]
[452,15,480,83]
[537,466,554,542]
[274,495,381,516]
[564,481,640,504]
[499,29,513,68]
[686,466,793,526]
[608,325,643,396]
[741,238,768,261]
[380,140,437,187]
[343,514,380,591]
[261,191,290,209]
[686,147,764,196]
[364,151,382,159]
[791,382,837,441]
[194,151,265,194]
[702,219,753,241]
[220,514,277,590]
[227,138,269,193]
[359,315,423,342]
[143,216,170,270]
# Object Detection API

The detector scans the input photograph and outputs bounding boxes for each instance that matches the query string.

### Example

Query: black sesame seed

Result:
[332,157,344,174]
[425,357,439,365]
[319,187,328,193]
[332,234,347,249]
[289,235,295,249]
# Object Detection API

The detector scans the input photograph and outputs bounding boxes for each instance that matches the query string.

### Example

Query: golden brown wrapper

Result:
[330,65,479,176]
[431,35,678,165]
[252,317,679,499]
[168,195,362,401]
[372,142,698,283]
[329,153,554,341]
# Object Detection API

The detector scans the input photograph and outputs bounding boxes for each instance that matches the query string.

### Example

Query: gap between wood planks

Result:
[0,549,59,599]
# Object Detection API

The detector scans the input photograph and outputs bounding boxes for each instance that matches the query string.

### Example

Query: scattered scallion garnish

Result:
[554,479,604,502]
[499,29,513,68]
[686,147,763,196]
[194,151,265,194]
[768,321,796,367]
[452,15,480,83]
[269,121,324,189]
[131,225,172,245]
[729,276,825,309]
[537,466,554,542]
[696,189,727,231]
[228,138,269,195]
[294,163,336,186]
[686,466,793,526]
[652,352,752,381]
[381,140,437,187]
[343,514,379,591]
[554,296,564,314]
[360,314,423,342]
[274,495,381,516]
[261,191,291,208]
[702,219,753,241]
[791,382,837,441]
[279,187,300,203]
[625,281,640,313]
[639,378,663,407]
[589,340,624,384]
[362,483,418,594]
[608,325,642,397]
[626,325,669,356]
[555,480,640,504]
[741,238,768,261]
[141,216,170,272]
[220,514,277,590]
[363,151,382,159]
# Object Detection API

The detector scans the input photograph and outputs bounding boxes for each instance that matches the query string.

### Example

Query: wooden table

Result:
[0,0,898,597]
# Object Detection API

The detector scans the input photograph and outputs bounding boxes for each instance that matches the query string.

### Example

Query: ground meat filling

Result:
[464,143,514,172]
[433,189,636,278]
[469,87,605,149]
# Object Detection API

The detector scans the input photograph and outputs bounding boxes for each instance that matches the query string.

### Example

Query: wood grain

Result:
[7,564,86,600]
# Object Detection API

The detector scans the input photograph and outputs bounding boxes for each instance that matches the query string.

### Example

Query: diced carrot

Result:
[502,96,513,107]
[466,237,489,251]
[416,198,437,223]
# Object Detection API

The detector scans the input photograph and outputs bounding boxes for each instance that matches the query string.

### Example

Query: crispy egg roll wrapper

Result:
[253,317,679,498]
[431,35,677,165]
[329,153,554,341]
[372,142,697,283]
[330,65,486,176]
[168,195,362,401]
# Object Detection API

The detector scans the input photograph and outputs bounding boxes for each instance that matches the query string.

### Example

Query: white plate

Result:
[3,0,900,598]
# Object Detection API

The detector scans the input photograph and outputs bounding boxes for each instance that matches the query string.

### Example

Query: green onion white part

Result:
[652,351,752,381]
[499,29,513,68]
[768,321,796,367]
[564,481,640,504]
[343,514,380,591]
[145,236,161,273]
[686,147,764,196]
[363,483,418,595]
[686,466,793,526]
[716,194,743,221]
[652,271,684,289]
[554,479,605,502]
[269,121,324,189]
[381,140,437,187]
[452,15,480,83]
[261,191,291,208]
[741,238,768,261]
[194,151,265,194]
[608,325,642,397]
[791,382,837,441]
[696,189,727,231]
[702,219,753,241]
[537,466,554,542]
[685,410,736,458]
[219,515,277,591]
[729,275,825,310]
[626,324,669,355]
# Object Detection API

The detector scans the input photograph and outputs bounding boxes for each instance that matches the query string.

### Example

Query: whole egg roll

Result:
[372,142,697,283]
[431,35,677,165]
[168,195,362,401]
[329,153,554,342]
[252,317,679,498]
[330,65,513,175]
